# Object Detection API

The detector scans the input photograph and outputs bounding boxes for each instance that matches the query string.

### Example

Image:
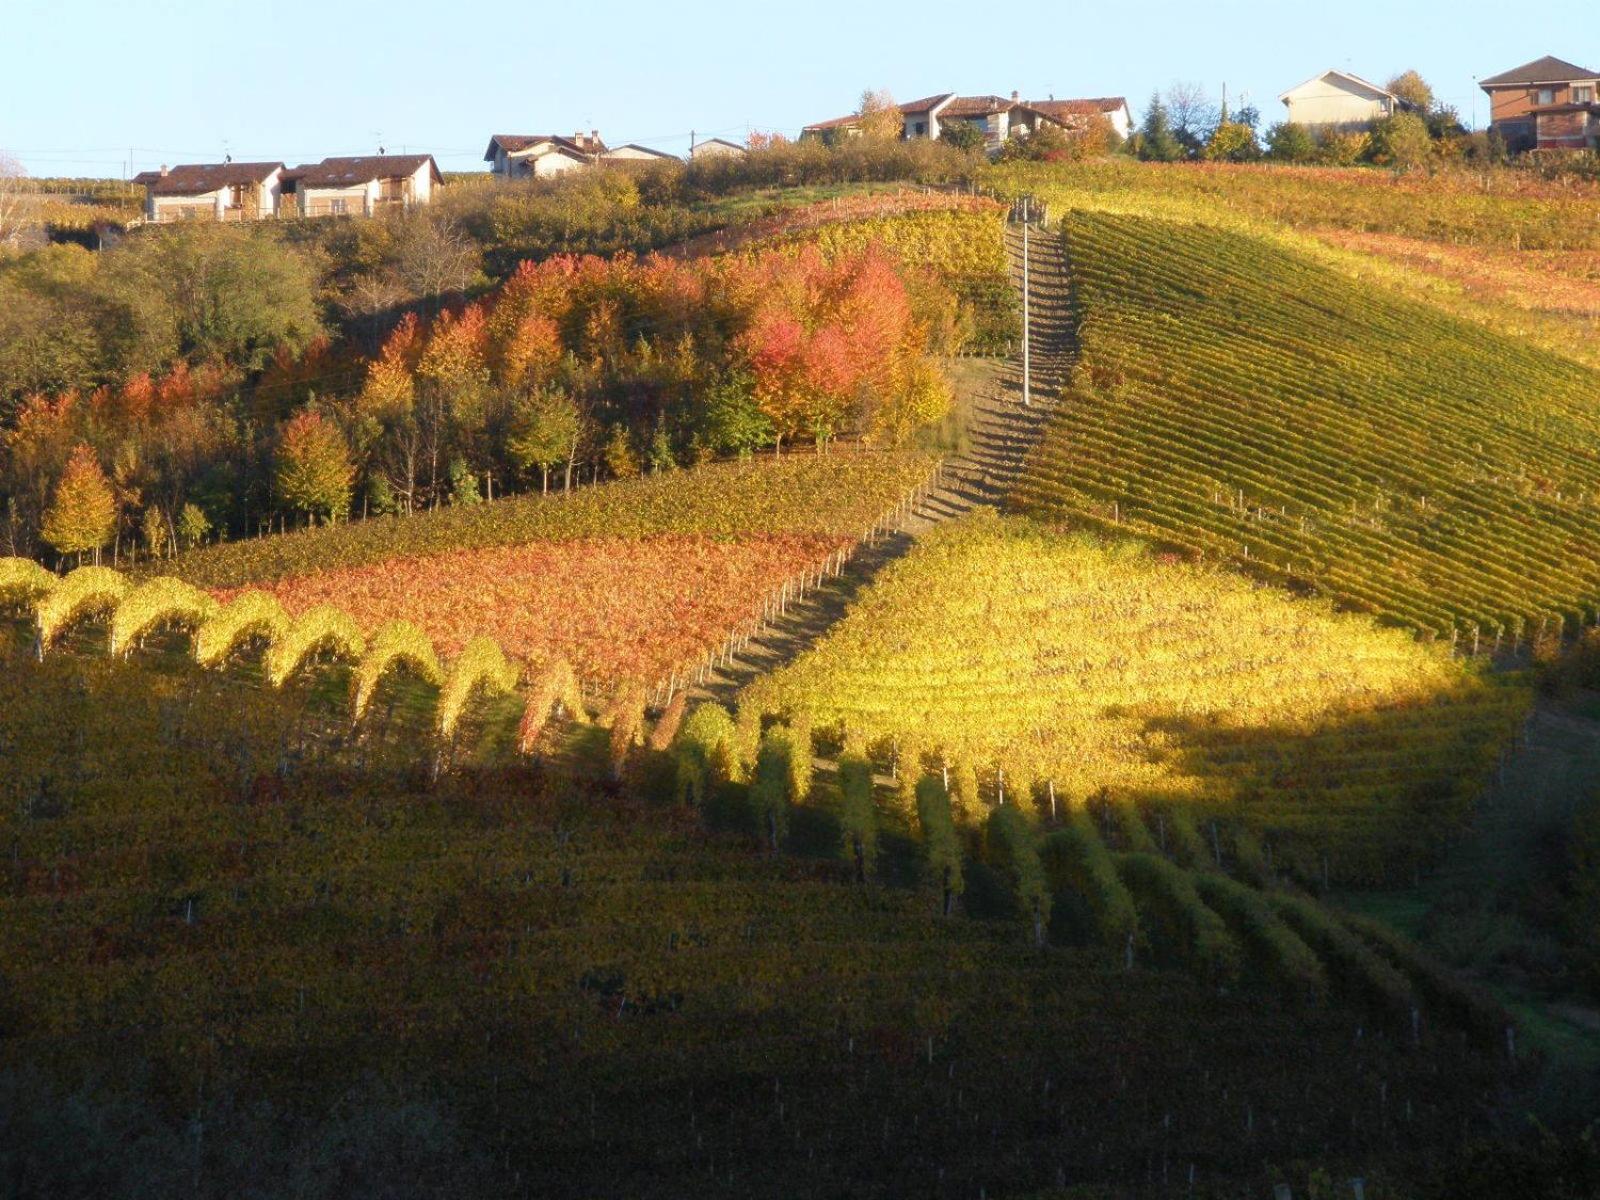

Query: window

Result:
[1537,88,1555,105]
[912,121,926,136]
[1575,84,1595,104]
[328,198,347,215]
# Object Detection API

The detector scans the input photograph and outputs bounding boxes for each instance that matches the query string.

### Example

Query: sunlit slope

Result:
[1010,211,1600,639]
[743,514,1528,875]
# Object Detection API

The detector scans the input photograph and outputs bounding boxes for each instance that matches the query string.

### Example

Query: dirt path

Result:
[692,222,1074,704]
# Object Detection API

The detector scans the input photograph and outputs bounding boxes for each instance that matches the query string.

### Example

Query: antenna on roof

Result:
[224,153,233,164]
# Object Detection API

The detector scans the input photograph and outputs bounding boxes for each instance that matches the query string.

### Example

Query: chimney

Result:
[1011,90,1020,102]
[574,130,585,146]
[591,128,600,146]
[159,164,169,176]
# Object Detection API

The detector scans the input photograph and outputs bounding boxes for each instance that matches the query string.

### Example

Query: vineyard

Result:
[1008,211,1600,641]
[742,513,1531,883]
[0,649,1519,1197]
[986,159,1600,371]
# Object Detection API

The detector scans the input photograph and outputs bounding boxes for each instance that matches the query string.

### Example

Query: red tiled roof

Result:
[285,155,440,188]
[1481,56,1600,87]
[1027,97,1128,120]
[898,93,955,114]
[140,161,283,196]
[940,95,1016,118]
[484,134,607,160]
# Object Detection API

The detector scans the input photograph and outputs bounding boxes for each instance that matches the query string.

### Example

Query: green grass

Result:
[1010,211,1600,639]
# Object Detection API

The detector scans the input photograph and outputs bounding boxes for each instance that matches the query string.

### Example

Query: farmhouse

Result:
[802,92,1131,150]
[1479,56,1600,152]
[485,133,606,179]
[1277,71,1405,130]
[690,137,746,159]
[282,154,441,218]
[131,161,285,222]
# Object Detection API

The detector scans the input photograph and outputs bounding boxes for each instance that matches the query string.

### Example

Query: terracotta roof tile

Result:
[1480,56,1600,87]
[142,162,283,196]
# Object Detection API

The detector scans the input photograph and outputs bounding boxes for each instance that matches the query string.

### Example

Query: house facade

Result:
[689,137,746,159]
[1479,56,1600,152]
[1278,71,1403,129]
[283,155,441,218]
[131,162,285,222]
[485,134,606,179]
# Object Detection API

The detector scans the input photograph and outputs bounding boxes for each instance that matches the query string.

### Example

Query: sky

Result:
[1,0,1590,178]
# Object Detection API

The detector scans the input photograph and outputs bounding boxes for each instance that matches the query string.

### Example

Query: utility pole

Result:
[1022,200,1030,408]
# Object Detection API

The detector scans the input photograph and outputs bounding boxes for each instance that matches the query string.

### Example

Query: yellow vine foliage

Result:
[0,557,57,612]
[195,591,291,669]
[265,604,365,687]
[109,577,218,657]
[351,620,443,723]
[516,657,587,754]
[605,678,647,777]
[35,566,128,652]
[437,636,521,740]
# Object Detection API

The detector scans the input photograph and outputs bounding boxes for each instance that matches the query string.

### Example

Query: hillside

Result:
[1010,210,1600,640]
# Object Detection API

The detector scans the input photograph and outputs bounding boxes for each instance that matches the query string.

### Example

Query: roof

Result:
[940,95,1018,118]
[898,93,955,115]
[1278,70,1396,104]
[692,138,745,151]
[286,154,441,188]
[1480,56,1600,87]
[1026,97,1129,120]
[801,113,864,132]
[483,134,606,161]
[139,161,284,196]
[602,143,679,160]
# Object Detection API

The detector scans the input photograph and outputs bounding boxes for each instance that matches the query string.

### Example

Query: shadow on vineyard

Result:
[0,649,1541,1199]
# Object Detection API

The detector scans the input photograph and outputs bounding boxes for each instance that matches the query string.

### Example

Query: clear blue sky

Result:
[1,0,1587,177]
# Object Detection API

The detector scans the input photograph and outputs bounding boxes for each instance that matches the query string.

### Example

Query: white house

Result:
[1278,71,1404,129]
[131,161,285,222]
[484,133,606,179]
[689,137,746,159]
[283,154,442,218]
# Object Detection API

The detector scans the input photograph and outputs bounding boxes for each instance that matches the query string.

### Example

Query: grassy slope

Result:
[1010,210,1600,638]
[156,452,935,589]
[0,649,1512,1198]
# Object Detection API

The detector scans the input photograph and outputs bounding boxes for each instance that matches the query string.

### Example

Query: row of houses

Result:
[799,92,1133,152]
[480,131,743,180]
[130,130,748,223]
[1281,55,1599,151]
[132,154,442,223]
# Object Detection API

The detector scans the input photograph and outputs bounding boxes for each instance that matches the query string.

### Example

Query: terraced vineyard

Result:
[1010,211,1600,641]
[743,514,1530,882]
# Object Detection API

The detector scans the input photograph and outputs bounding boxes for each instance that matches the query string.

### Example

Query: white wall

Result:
[1283,78,1393,128]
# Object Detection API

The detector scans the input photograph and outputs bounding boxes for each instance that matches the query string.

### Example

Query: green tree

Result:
[838,754,878,882]
[447,457,482,505]
[41,443,116,562]
[938,121,987,152]
[1367,111,1433,169]
[507,387,583,492]
[694,370,772,459]
[276,410,353,525]
[1137,94,1184,162]
[1264,122,1318,163]
[175,502,211,549]
[1203,120,1260,162]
